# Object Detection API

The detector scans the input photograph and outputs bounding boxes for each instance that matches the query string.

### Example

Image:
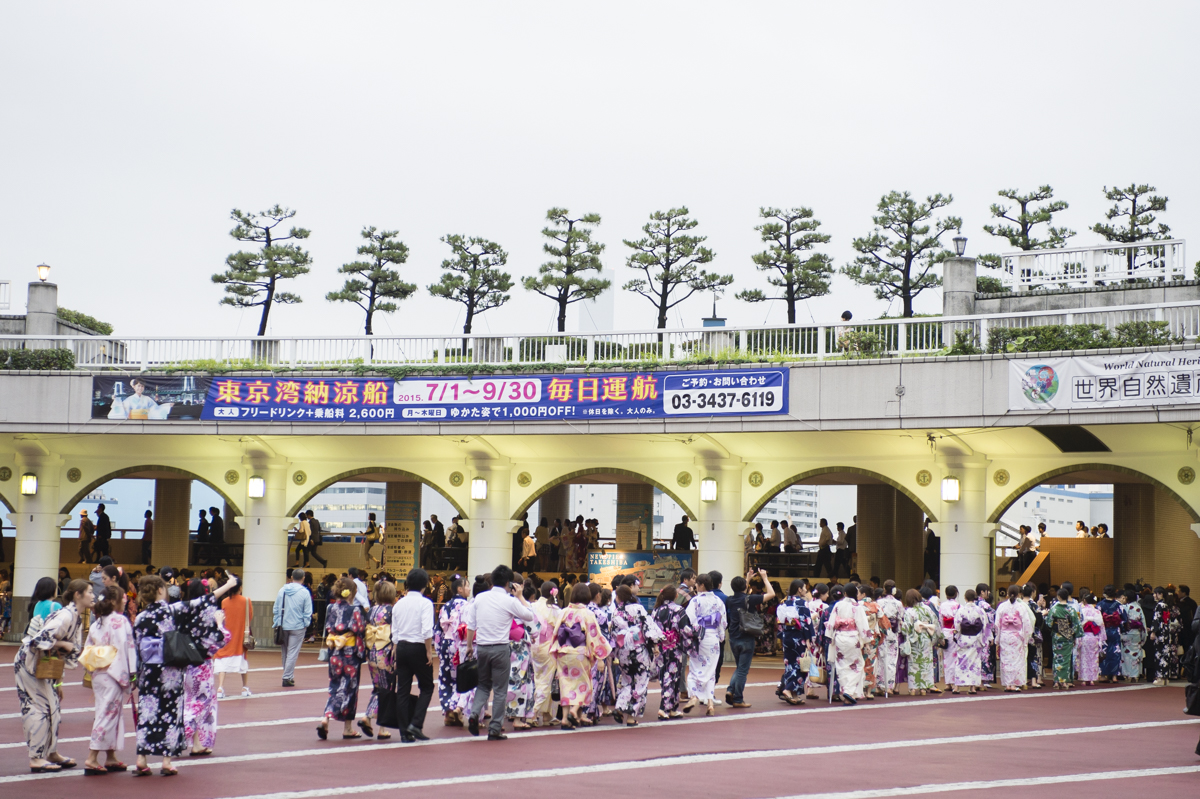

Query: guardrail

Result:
[999,240,1187,289]
[4,299,1200,369]
[0,280,10,311]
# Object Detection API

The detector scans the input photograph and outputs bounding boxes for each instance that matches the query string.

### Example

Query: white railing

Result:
[0,280,10,311]
[998,239,1187,290]
[2,300,1199,369]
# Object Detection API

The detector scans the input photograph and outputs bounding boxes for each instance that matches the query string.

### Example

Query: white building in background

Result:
[752,486,820,539]
[1000,484,1113,538]
[304,482,387,535]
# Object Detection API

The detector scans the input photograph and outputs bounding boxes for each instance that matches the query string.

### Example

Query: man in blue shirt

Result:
[274,569,314,687]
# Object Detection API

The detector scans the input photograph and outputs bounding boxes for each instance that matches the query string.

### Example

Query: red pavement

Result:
[1,644,1197,799]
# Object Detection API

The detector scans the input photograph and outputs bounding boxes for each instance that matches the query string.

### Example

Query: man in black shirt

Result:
[94,503,113,561]
[724,569,775,708]
[305,509,328,567]
[672,516,696,551]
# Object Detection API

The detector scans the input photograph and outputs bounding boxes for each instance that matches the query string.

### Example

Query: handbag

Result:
[456,659,479,693]
[376,687,401,729]
[163,630,204,667]
[509,619,526,642]
[809,664,828,685]
[317,647,330,662]
[274,589,287,647]
[739,606,766,638]
[797,654,813,672]
[34,653,65,681]
[243,598,256,651]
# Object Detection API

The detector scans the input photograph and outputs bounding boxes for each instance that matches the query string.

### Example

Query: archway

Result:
[0,490,12,513]
[745,466,937,523]
[989,463,1200,591]
[513,467,697,522]
[287,467,465,519]
[59,465,242,517]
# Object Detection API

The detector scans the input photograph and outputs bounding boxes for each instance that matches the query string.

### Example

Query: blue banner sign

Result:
[197,369,788,422]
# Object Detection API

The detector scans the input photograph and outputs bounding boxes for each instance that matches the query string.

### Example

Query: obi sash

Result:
[138,636,164,666]
[1082,621,1102,636]
[959,618,984,637]
[325,633,357,650]
[557,621,586,648]
[1101,612,1122,629]
[364,625,392,651]
[832,619,857,632]
[941,615,955,630]
[999,614,1024,632]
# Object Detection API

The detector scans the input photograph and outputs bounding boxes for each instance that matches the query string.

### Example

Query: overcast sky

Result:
[3,2,1197,339]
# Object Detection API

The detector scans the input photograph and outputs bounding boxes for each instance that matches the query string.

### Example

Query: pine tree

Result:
[428,235,513,334]
[735,207,832,323]
[979,186,1074,269]
[326,227,417,335]
[521,208,610,332]
[212,205,311,335]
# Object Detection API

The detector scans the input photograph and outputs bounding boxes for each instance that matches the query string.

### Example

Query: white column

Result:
[238,460,290,605]
[696,461,744,584]
[467,462,513,579]
[933,458,991,592]
[9,453,68,599]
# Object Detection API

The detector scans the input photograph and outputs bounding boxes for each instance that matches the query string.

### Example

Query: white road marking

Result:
[0,663,329,692]
[0,686,1189,786]
[766,765,1200,799]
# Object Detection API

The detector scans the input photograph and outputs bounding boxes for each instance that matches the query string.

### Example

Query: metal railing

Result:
[998,240,1187,290]
[3,299,1200,370]
[0,280,10,311]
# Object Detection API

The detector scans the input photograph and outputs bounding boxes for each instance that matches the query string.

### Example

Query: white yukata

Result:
[875,594,903,693]
[995,599,1033,688]
[84,612,138,751]
[825,598,869,699]
[952,602,989,687]
[685,592,727,703]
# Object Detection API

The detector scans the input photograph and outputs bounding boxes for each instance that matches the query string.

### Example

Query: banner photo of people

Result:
[92,375,214,420]
[1009,352,1200,410]
[195,368,789,423]
[587,550,696,612]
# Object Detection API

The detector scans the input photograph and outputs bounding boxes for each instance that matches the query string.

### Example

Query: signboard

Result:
[587,550,695,610]
[385,498,420,574]
[615,502,651,551]
[151,368,791,423]
[91,375,212,420]
[1010,353,1200,411]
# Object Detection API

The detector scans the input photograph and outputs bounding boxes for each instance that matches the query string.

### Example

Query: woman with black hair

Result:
[1150,586,1182,685]
[182,579,231,757]
[436,576,471,726]
[654,585,687,719]
[16,578,93,773]
[83,585,137,774]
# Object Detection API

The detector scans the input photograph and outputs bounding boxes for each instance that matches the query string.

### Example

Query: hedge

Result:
[0,348,76,370]
[57,308,113,335]
[987,320,1179,354]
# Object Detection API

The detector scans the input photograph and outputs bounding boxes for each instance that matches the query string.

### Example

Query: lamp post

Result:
[953,235,967,257]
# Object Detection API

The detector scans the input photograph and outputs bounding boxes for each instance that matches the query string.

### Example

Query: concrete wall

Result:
[857,485,925,590]
[1113,483,1200,588]
[975,281,1200,315]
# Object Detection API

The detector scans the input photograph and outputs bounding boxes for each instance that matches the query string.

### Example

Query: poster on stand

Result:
[587,550,696,611]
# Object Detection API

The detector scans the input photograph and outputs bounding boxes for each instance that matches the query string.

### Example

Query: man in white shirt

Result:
[465,564,534,740]
[391,568,436,742]
[783,524,800,553]
[349,568,370,611]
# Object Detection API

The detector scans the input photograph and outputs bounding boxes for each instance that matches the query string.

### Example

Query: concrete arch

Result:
[987,462,1200,523]
[0,490,12,513]
[286,467,466,520]
[513,468,696,521]
[745,466,939,523]
[58,465,243,517]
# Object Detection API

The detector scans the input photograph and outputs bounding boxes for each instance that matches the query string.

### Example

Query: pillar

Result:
[385,482,421,574]
[697,462,743,586]
[538,484,570,530]
[467,462,512,580]
[942,257,977,317]
[8,453,67,639]
[616,483,653,550]
[152,479,191,567]
[894,490,926,591]
[25,281,59,347]
[239,461,289,644]
[934,458,990,593]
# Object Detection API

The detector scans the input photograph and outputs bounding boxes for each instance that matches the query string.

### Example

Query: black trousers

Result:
[394,642,435,732]
[307,543,328,567]
[815,549,834,578]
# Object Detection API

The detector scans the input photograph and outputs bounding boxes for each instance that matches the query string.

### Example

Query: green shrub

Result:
[976,275,1008,294]
[837,330,887,358]
[1113,320,1181,347]
[985,321,1181,354]
[57,307,113,335]
[0,348,76,370]
[944,328,983,355]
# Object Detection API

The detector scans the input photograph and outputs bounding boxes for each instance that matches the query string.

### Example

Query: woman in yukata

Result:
[109,378,174,420]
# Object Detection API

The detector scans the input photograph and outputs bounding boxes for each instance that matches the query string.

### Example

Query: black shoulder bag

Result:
[273,589,287,646]
[738,597,766,638]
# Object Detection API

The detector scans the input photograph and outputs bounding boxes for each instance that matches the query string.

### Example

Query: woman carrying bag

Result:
[317,577,367,740]
[132,573,239,776]
[16,578,93,773]
[183,579,232,757]
[82,585,138,775]
[215,579,253,698]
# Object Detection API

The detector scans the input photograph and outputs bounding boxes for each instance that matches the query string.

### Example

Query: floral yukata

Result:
[653,600,687,713]
[134,595,223,756]
[437,595,471,716]
[952,602,990,687]
[825,598,869,699]
[1046,601,1082,683]
[1119,601,1147,679]
[994,599,1032,688]
[85,611,138,752]
[529,597,561,721]
[611,601,662,719]
[1096,598,1125,678]
[322,600,366,722]
[15,604,82,760]
[901,602,940,692]
[588,602,617,717]
[1077,605,1104,682]
[777,596,816,697]
[183,599,231,752]
[364,604,396,721]
[876,594,904,693]
[505,610,540,722]
[684,592,727,703]
[1151,601,1182,681]
[551,604,611,712]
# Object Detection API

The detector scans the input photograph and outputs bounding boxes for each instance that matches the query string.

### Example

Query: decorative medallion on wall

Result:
[224,469,240,485]
[66,468,82,483]
[993,469,1010,487]
[449,471,465,487]
[748,471,764,488]
[915,469,932,487]
[676,471,692,488]
[292,471,307,485]
[0,467,10,482]
[517,472,532,488]
[1179,466,1196,485]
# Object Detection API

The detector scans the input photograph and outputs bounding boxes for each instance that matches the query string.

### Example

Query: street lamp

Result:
[941,476,960,502]
[247,475,265,499]
[20,473,37,495]
[700,478,718,502]
[471,478,488,501]
[953,235,967,257]
[36,264,51,282]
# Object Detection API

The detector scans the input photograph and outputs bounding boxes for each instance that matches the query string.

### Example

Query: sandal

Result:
[30,764,62,773]
[106,762,128,772]
[50,758,77,769]
[189,749,213,757]
[161,766,179,776]
[316,725,329,740]
[626,720,639,727]
[133,766,153,777]
[84,766,108,776]
[612,711,624,724]
[342,732,363,740]
[377,732,392,740]
[358,719,375,738]
[658,711,670,720]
